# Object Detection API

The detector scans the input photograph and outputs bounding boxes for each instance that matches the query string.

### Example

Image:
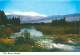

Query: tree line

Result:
[0,10,20,25]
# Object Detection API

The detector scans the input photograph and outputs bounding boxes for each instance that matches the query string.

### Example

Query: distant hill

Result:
[6,12,80,23]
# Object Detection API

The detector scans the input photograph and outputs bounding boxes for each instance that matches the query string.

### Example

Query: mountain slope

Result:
[6,12,80,23]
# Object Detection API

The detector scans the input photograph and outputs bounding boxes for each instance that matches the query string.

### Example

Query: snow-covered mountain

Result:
[6,12,49,23]
[6,11,47,17]
[5,11,80,23]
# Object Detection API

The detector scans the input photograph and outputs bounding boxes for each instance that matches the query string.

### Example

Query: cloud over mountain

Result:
[5,11,47,17]
[6,11,80,23]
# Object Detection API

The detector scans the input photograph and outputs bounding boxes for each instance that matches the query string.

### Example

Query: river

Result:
[10,27,80,52]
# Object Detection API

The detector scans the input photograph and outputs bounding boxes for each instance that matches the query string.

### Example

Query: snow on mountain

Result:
[5,11,48,23]
[5,11,47,17]
[5,11,80,23]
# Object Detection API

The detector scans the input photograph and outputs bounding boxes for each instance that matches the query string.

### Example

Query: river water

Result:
[10,27,80,52]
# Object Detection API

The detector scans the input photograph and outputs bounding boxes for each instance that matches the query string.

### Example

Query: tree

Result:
[0,10,8,25]
[51,17,66,26]
[16,33,35,45]
[76,18,80,34]
[8,17,20,25]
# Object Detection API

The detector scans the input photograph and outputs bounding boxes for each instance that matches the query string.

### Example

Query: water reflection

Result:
[10,27,80,52]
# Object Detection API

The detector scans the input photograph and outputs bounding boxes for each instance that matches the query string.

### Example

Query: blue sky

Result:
[0,0,80,15]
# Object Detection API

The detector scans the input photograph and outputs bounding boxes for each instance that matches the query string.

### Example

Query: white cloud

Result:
[5,11,47,17]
